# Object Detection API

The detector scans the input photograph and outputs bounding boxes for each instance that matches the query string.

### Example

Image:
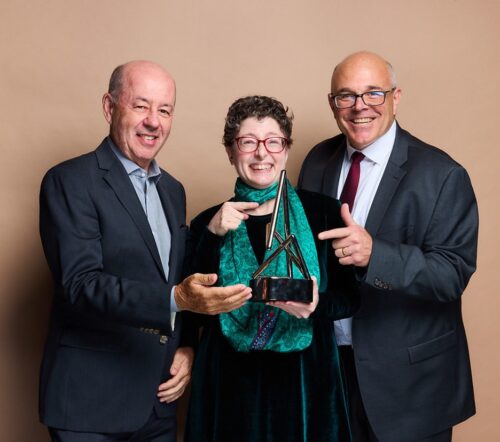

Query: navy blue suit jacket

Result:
[39,138,187,432]
[298,124,477,442]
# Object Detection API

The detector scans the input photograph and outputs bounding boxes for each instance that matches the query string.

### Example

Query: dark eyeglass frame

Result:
[234,136,289,153]
[328,88,396,109]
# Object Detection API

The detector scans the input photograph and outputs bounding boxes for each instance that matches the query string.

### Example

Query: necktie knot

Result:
[340,151,364,210]
[351,151,365,165]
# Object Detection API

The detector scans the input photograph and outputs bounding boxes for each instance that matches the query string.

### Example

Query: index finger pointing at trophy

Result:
[229,201,260,215]
[208,201,260,236]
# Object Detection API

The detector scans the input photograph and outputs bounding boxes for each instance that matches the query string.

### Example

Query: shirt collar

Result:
[108,137,161,180]
[346,120,397,165]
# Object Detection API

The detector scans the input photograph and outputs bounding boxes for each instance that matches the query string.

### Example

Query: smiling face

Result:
[226,117,289,189]
[102,61,176,170]
[330,52,401,149]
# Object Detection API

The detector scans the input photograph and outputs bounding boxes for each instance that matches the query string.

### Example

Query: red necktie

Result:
[340,151,364,210]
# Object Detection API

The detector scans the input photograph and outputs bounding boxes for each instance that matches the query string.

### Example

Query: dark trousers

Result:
[49,410,176,442]
[338,345,452,442]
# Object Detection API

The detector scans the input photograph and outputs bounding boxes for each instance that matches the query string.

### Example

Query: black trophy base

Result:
[250,277,313,303]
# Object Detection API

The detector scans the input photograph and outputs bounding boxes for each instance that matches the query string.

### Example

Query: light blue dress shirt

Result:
[110,141,179,324]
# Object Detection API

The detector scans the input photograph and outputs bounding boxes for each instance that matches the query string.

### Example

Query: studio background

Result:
[1,0,498,440]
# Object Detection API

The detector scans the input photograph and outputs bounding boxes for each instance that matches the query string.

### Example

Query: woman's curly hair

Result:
[223,95,294,148]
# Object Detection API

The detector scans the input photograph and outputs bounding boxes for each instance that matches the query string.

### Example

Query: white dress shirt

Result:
[334,121,397,346]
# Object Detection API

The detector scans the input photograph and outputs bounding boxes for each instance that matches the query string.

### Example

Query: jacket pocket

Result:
[408,329,456,364]
[60,327,127,352]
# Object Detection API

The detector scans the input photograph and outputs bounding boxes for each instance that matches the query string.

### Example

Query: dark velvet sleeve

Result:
[297,189,360,320]
[185,205,224,275]
[179,204,224,347]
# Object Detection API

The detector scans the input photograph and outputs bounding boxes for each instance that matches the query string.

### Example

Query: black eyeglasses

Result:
[234,137,288,153]
[328,88,396,109]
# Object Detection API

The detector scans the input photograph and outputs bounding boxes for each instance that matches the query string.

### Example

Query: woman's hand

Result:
[268,276,319,318]
[207,201,259,236]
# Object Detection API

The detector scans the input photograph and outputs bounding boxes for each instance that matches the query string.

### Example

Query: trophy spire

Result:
[250,170,313,303]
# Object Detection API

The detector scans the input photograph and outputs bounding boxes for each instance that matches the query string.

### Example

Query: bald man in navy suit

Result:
[298,52,477,442]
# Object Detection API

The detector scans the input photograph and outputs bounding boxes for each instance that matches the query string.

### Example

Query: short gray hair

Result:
[108,64,127,101]
[386,61,397,88]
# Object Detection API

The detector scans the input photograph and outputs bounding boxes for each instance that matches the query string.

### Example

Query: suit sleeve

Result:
[39,166,174,332]
[366,166,478,302]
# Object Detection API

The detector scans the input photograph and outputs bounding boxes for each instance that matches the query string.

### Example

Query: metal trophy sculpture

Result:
[250,170,313,303]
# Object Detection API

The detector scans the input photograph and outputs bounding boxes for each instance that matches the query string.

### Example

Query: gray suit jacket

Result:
[298,124,477,442]
[39,138,187,432]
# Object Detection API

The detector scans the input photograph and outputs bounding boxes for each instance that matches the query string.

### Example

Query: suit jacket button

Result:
[159,335,168,344]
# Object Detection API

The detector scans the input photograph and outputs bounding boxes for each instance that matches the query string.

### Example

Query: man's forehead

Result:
[332,61,390,90]
[119,76,175,103]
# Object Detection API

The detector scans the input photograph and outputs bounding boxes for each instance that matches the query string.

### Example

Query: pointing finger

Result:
[318,227,350,241]
[340,203,357,227]
[228,201,260,213]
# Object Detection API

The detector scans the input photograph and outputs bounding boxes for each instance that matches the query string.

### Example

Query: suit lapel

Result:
[156,176,181,282]
[96,140,165,277]
[365,124,408,235]
[322,139,346,198]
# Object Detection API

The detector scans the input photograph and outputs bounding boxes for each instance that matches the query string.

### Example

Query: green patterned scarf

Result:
[218,178,320,352]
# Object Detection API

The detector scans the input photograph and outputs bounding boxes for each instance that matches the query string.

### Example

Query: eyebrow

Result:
[134,97,174,108]
[334,85,387,94]
[239,131,283,138]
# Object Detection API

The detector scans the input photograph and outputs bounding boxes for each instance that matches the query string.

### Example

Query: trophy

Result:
[250,170,313,303]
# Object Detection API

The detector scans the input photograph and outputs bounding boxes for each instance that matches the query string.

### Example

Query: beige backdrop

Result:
[1,0,498,440]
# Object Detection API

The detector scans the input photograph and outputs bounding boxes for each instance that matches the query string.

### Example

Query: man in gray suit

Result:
[298,51,477,442]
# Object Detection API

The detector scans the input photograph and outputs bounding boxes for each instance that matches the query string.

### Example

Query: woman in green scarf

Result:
[184,96,356,442]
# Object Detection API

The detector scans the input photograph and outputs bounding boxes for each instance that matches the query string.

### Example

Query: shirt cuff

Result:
[170,286,179,312]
